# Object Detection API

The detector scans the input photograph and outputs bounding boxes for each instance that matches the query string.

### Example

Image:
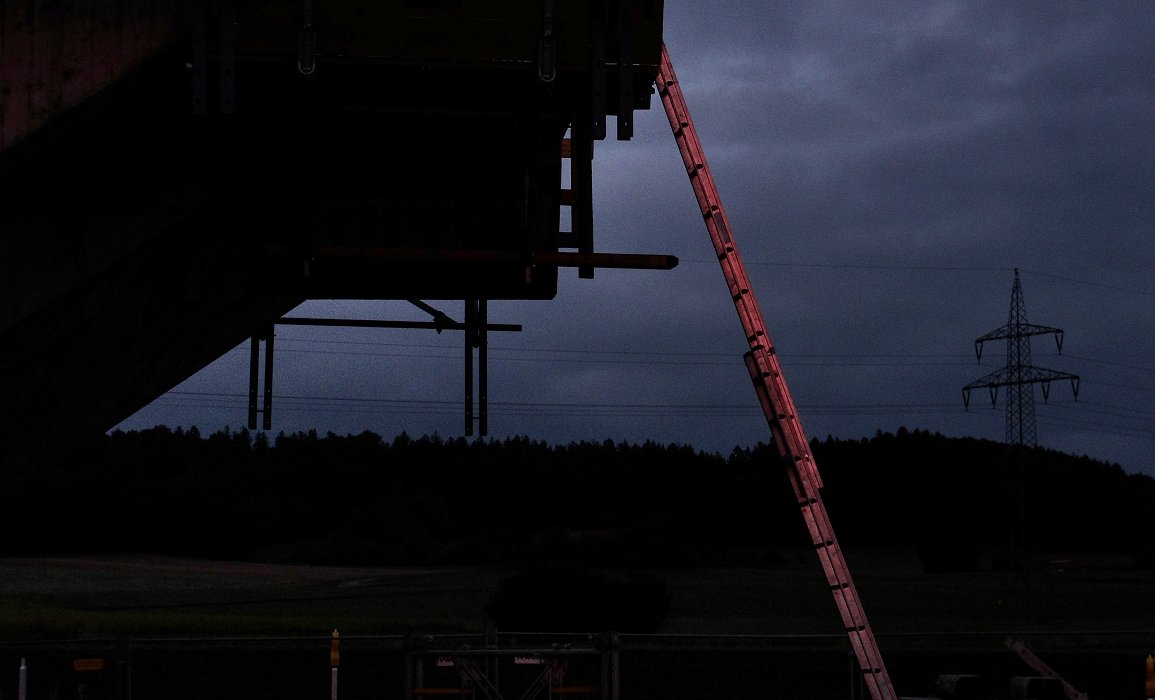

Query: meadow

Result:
[1,551,1152,699]
[1,548,1151,639]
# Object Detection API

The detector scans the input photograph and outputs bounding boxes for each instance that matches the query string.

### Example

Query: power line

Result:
[251,341,1155,382]
[1018,269,1155,299]
[158,390,979,419]
[147,391,1153,440]
[673,258,1155,299]
[1066,354,1155,375]
[235,339,977,368]
[678,258,1010,273]
[242,338,1155,390]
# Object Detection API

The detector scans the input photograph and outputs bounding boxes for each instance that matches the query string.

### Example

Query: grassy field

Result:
[0,556,505,637]
[2,552,1153,700]
[1,549,1152,641]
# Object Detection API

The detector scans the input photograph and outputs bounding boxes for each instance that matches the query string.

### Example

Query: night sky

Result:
[118,2,1155,478]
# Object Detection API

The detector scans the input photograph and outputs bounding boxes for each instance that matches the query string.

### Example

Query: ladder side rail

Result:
[657,44,896,700]
[746,346,870,620]
[660,45,843,585]
[656,49,821,493]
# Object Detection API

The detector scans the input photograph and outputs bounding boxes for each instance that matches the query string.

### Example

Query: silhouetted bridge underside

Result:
[0,0,667,464]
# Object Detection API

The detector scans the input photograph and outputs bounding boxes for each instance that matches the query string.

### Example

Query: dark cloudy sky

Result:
[118,1,1155,477]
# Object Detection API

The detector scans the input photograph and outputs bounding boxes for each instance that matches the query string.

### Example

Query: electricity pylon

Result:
[963,268,1080,446]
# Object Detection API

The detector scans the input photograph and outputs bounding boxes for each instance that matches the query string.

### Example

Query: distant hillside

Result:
[3,426,1152,571]
[811,428,1155,571]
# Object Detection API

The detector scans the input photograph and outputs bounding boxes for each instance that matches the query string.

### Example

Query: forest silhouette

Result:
[4,426,1152,574]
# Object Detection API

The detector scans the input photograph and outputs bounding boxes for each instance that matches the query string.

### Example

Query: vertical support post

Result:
[329,629,340,700]
[464,300,476,436]
[262,326,274,431]
[479,300,489,436]
[571,112,594,278]
[403,637,415,700]
[463,300,489,437]
[524,109,560,287]
[605,632,620,700]
[18,657,27,700]
[615,0,635,140]
[589,0,608,141]
[248,326,275,431]
[248,335,260,430]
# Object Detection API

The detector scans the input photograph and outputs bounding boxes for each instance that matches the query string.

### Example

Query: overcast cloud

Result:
[119,1,1155,477]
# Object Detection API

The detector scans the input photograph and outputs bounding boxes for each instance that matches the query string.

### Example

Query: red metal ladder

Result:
[656,44,898,700]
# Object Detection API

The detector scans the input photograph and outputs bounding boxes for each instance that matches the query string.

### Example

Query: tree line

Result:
[3,426,1152,572]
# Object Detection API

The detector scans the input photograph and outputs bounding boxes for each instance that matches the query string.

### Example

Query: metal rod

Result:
[308,247,677,271]
[276,317,521,332]
[409,649,602,659]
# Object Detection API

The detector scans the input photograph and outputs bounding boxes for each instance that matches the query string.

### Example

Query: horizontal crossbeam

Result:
[308,247,678,271]
[276,317,521,332]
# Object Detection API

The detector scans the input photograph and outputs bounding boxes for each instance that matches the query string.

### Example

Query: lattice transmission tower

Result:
[963,269,1080,446]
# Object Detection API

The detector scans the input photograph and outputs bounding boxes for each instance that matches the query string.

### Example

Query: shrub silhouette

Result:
[486,562,670,633]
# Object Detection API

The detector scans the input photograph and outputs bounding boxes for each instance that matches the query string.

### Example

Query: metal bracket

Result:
[407,299,455,333]
[246,307,519,435]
